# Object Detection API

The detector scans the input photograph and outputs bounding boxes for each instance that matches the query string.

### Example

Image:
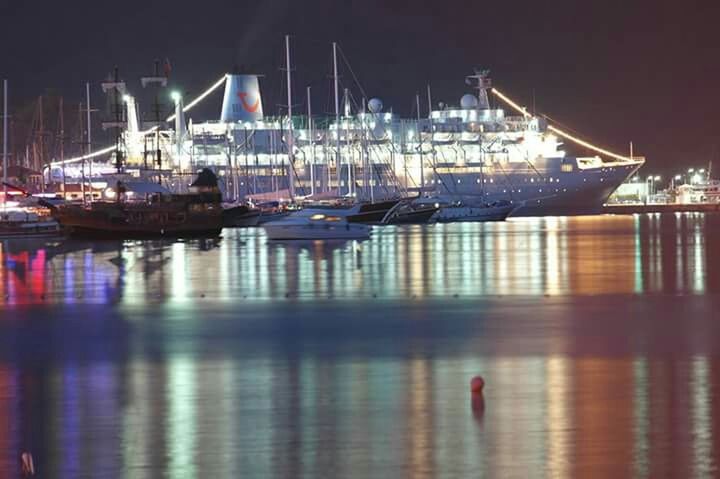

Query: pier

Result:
[603,202,720,214]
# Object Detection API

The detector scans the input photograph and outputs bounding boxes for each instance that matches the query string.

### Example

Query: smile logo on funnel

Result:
[237,92,260,113]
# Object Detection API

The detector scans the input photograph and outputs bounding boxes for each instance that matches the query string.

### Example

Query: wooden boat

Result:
[222,203,261,227]
[383,202,439,224]
[434,201,515,223]
[50,169,223,239]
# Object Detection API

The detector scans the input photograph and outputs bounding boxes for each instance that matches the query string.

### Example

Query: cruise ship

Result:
[46,64,644,216]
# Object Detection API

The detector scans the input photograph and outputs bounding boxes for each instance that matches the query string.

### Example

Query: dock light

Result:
[675,175,682,180]
[654,176,661,181]
[170,91,182,103]
[122,94,131,103]
[700,168,706,174]
[689,168,695,173]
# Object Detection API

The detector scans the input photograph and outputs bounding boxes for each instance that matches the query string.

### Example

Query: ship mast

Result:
[141,60,168,184]
[468,70,491,199]
[333,42,340,196]
[344,87,352,197]
[86,82,93,200]
[285,34,295,201]
[58,96,66,197]
[416,93,424,197]
[427,84,435,195]
[101,67,128,180]
[78,102,86,204]
[307,85,315,197]
[2,80,7,206]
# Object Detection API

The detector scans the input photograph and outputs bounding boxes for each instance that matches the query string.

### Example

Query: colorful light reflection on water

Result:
[0,214,718,478]
[0,214,713,306]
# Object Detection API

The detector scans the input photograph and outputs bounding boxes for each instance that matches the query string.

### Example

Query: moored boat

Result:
[0,209,62,238]
[263,209,370,240]
[222,203,261,227]
[431,200,516,223]
[383,201,439,224]
[51,169,223,239]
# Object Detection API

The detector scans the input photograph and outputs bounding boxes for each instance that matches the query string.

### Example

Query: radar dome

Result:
[368,98,383,113]
[460,94,479,110]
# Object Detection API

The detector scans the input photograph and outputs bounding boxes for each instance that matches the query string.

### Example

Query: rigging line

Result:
[490,86,635,162]
[53,74,227,167]
[337,45,369,101]
[492,159,516,201]
[501,133,546,180]
[434,146,459,198]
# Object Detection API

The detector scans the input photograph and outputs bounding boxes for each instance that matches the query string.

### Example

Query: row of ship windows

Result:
[429,177,565,185]
[430,176,608,185]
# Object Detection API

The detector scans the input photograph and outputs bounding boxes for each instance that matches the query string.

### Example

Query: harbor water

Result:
[0,214,719,477]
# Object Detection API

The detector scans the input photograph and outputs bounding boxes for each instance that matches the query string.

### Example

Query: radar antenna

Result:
[465,69,492,109]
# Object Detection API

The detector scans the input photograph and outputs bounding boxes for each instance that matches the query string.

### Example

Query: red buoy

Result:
[470,376,485,394]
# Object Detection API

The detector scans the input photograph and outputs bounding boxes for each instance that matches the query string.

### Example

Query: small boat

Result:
[346,199,401,224]
[383,201,439,225]
[222,203,261,227]
[300,198,402,224]
[254,201,292,225]
[50,169,223,239]
[0,209,62,238]
[263,209,370,240]
[432,200,516,223]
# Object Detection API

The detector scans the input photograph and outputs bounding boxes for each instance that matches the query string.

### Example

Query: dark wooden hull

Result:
[386,206,439,225]
[54,201,223,239]
[64,225,222,239]
[346,199,401,224]
[222,205,261,227]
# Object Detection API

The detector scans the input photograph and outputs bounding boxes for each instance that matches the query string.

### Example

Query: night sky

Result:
[2,0,719,175]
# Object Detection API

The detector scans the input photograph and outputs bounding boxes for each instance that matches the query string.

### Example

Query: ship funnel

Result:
[220,74,264,123]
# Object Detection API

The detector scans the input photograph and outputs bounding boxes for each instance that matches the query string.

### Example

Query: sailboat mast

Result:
[426,84,432,119]
[79,102,86,204]
[307,86,315,197]
[3,80,7,205]
[59,96,66,197]
[86,82,93,201]
[427,84,435,194]
[285,34,295,200]
[333,42,340,196]
[416,93,424,197]
[344,88,352,197]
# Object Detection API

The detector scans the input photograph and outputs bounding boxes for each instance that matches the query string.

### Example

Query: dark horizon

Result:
[2,0,719,176]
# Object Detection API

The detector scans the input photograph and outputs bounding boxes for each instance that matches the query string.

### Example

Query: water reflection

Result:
[1,351,718,478]
[1,214,719,477]
[0,213,717,305]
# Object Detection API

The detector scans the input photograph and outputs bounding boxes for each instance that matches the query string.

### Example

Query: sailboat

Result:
[416,77,517,223]
[0,80,63,237]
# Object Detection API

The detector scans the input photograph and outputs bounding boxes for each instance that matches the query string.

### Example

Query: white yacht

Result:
[263,209,370,240]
